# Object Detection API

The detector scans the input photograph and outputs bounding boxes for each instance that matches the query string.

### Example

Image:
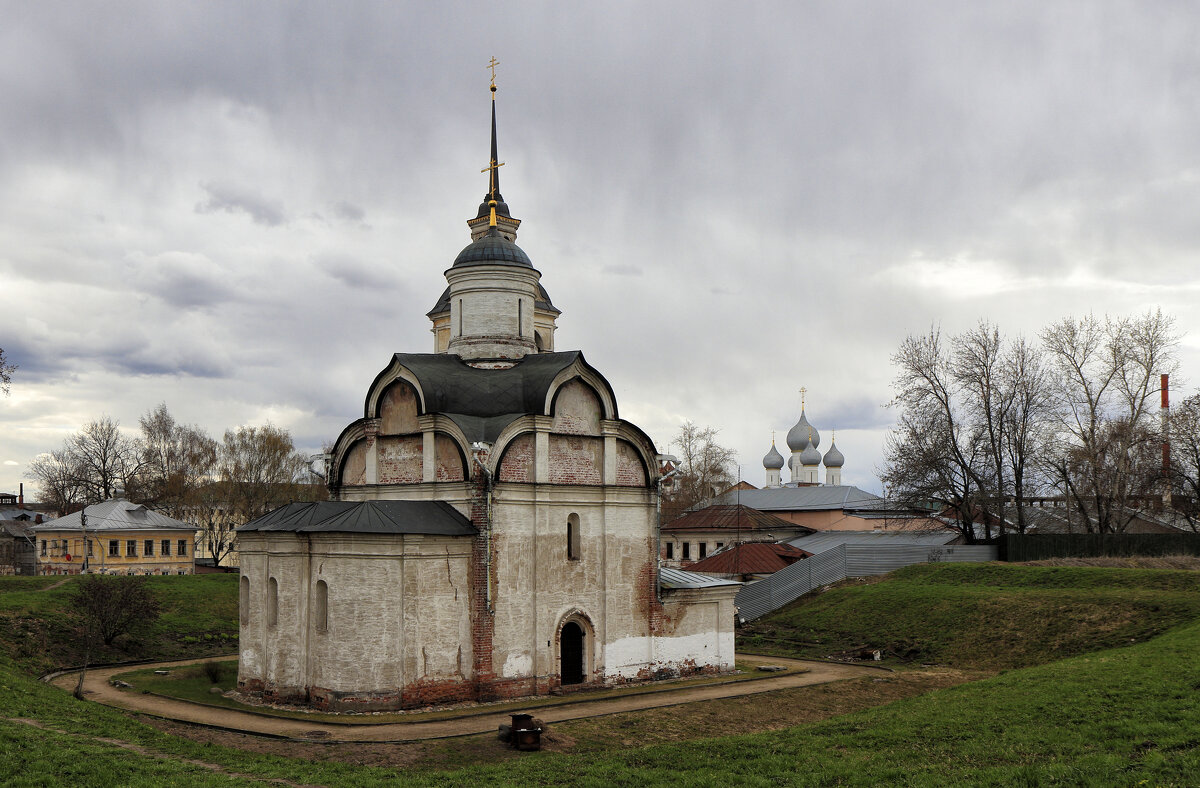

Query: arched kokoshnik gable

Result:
[328,350,656,490]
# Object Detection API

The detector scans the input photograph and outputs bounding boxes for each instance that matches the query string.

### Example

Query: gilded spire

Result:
[480,57,505,208]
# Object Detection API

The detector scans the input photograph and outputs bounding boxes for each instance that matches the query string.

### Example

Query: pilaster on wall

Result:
[364,419,380,485]
[422,431,436,482]
[469,448,497,698]
[533,416,552,483]
[603,435,617,485]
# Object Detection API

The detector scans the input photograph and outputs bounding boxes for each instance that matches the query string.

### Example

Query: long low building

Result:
[30,499,196,575]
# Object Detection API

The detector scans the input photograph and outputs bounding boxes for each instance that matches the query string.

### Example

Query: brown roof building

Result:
[660,504,816,568]
[686,542,812,580]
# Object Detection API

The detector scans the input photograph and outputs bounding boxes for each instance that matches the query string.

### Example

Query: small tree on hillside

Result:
[71,574,161,647]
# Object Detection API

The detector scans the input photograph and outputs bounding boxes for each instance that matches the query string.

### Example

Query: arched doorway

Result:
[560,621,585,685]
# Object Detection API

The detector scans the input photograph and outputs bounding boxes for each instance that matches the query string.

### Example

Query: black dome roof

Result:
[452,228,533,269]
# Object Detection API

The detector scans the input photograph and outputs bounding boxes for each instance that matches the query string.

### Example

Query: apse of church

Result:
[236,65,738,711]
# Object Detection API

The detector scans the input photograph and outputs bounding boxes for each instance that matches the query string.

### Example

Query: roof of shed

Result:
[686,542,812,575]
[238,500,476,536]
[786,529,959,554]
[658,565,741,589]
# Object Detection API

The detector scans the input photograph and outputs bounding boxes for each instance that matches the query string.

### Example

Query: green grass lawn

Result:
[739,562,1200,670]
[0,573,238,675]
[0,565,1197,785]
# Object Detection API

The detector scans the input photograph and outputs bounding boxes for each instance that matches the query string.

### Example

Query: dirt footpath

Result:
[51,656,879,742]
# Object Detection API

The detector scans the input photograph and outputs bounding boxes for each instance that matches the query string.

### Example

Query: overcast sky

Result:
[4,1,1200,499]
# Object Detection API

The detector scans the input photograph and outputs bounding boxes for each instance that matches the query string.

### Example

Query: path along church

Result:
[236,77,739,710]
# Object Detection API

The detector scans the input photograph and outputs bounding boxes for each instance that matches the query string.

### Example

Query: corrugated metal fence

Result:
[735,543,998,622]
[1002,533,1200,561]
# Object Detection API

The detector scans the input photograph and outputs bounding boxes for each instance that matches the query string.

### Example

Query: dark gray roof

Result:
[659,565,741,589]
[31,499,189,533]
[373,350,609,443]
[706,485,884,513]
[786,529,959,553]
[0,521,33,539]
[238,500,476,536]
[452,228,533,269]
[427,282,558,318]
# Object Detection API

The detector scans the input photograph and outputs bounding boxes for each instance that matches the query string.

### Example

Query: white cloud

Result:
[4,3,1200,499]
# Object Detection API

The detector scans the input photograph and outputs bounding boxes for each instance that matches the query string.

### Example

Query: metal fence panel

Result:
[1002,533,1200,562]
[735,542,997,621]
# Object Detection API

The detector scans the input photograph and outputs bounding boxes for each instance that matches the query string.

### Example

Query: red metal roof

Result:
[687,542,812,575]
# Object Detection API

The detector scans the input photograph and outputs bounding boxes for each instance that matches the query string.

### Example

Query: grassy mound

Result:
[738,562,1200,669]
[0,574,239,674]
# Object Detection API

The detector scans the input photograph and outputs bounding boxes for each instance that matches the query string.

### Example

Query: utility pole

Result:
[80,506,88,573]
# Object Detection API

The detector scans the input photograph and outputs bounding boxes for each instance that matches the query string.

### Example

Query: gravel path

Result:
[51,656,879,742]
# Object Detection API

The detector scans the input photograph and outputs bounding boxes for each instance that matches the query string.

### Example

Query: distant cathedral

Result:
[761,393,845,488]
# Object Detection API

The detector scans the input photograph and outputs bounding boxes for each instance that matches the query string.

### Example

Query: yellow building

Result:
[31,499,195,576]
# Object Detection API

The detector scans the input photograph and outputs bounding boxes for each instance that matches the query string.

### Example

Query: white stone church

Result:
[236,82,738,710]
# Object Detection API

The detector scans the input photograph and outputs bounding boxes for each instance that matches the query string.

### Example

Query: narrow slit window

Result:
[239,576,250,625]
[315,579,328,632]
[567,513,581,561]
[267,577,279,628]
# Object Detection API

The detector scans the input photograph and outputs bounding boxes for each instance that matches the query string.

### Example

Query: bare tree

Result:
[219,424,320,525]
[1167,392,1200,531]
[999,335,1052,533]
[139,404,219,519]
[67,417,146,503]
[1040,310,1179,532]
[26,417,145,511]
[661,421,736,522]
[26,450,85,516]
[883,324,1054,540]
[0,348,14,395]
[192,481,240,566]
[882,328,993,541]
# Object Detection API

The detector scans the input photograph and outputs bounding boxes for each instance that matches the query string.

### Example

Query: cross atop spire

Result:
[800,386,807,409]
[477,56,507,217]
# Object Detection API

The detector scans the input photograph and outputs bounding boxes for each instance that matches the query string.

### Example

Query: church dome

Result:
[823,441,845,468]
[762,442,785,470]
[799,441,822,467]
[452,228,533,269]
[786,410,820,451]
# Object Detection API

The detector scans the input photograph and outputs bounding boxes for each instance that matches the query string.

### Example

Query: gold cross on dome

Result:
[799,386,807,408]
[487,57,500,88]
[481,157,505,195]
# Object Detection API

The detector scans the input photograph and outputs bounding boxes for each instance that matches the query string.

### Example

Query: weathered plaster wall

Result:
[340,441,367,486]
[551,380,602,434]
[486,484,660,688]
[378,381,420,434]
[377,436,423,484]
[238,532,474,710]
[547,435,603,485]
